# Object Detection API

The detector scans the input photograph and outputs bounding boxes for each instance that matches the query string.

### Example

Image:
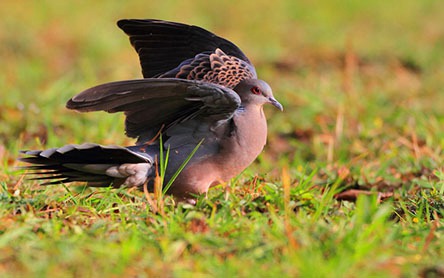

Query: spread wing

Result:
[66,78,241,143]
[117,19,257,88]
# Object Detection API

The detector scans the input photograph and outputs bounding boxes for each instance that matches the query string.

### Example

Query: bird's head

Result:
[234,79,283,111]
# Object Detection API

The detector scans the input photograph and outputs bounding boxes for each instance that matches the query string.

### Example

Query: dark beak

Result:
[268,97,284,111]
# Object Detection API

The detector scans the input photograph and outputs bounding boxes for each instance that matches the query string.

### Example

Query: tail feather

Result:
[18,157,59,166]
[19,143,153,187]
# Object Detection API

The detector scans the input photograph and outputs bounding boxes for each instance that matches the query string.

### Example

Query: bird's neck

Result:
[215,104,267,181]
[234,104,267,149]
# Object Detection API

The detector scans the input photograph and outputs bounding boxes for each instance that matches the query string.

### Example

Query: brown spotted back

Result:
[160,48,256,89]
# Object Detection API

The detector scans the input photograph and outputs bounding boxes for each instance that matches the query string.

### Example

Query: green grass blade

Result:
[162,139,204,195]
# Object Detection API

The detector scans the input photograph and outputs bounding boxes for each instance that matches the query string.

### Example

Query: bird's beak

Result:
[268,97,284,111]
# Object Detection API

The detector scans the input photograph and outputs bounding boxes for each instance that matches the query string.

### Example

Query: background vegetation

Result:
[1,0,443,277]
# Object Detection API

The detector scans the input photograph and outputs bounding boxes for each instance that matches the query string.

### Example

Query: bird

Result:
[19,19,283,202]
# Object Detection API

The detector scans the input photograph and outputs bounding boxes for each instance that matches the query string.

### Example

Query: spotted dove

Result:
[19,19,283,201]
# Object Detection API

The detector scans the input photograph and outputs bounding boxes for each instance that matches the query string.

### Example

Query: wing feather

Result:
[67,78,241,142]
[117,19,253,78]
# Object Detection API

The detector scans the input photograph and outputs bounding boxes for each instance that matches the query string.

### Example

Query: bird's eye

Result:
[250,86,261,95]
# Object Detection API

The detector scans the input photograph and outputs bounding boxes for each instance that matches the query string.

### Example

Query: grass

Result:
[1,0,443,277]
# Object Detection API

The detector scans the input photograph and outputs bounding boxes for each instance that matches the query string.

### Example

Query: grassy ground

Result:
[1,1,443,277]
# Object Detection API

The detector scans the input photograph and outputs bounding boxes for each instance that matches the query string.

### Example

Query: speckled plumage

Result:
[159,48,257,89]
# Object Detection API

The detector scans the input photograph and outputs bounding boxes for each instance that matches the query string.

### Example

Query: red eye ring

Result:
[250,86,261,95]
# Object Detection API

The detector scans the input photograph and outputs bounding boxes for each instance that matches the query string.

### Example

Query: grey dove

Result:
[19,19,283,202]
